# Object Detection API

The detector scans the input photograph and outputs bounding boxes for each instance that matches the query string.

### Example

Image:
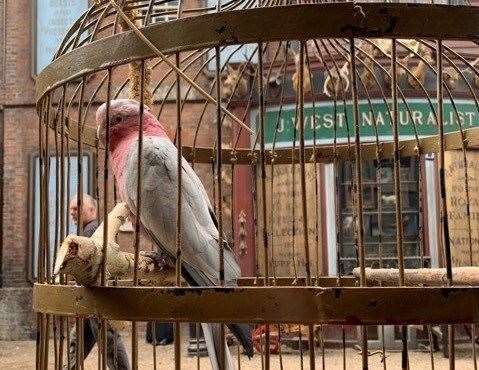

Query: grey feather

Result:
[202,323,235,370]
[121,136,253,366]
[124,137,240,285]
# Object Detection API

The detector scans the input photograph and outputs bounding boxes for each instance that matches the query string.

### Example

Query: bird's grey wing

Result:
[181,159,236,254]
[124,137,240,286]
[124,138,253,357]
[180,158,215,223]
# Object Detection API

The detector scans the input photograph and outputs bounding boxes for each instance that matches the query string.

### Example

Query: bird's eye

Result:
[111,116,122,125]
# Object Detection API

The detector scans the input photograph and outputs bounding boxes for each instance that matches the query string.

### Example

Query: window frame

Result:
[335,157,430,275]
[139,0,179,25]
[27,151,94,283]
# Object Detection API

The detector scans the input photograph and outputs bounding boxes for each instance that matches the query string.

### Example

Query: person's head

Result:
[69,193,98,226]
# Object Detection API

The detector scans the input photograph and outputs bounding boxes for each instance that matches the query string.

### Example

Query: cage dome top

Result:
[36,1,479,101]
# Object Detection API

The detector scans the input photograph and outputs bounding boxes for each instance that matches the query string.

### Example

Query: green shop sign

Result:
[252,99,479,147]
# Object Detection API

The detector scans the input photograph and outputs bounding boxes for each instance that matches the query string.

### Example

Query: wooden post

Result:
[352,267,479,286]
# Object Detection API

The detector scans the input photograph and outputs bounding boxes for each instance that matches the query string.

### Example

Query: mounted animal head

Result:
[201,62,255,100]
[222,63,255,99]
[289,48,312,95]
[407,46,435,89]
[443,66,460,91]
[323,60,350,98]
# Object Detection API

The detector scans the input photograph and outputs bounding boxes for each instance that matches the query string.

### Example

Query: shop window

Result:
[139,0,179,25]
[29,154,91,281]
[205,0,257,70]
[336,158,429,275]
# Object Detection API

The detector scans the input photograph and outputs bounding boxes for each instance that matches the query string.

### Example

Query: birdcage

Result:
[32,0,479,369]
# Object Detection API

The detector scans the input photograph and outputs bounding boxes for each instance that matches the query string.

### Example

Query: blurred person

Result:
[146,322,174,346]
[66,193,130,370]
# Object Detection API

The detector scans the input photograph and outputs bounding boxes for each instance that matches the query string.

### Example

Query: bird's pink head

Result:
[96,99,168,151]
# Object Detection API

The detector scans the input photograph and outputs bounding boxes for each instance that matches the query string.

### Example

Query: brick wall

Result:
[3,0,35,104]
[0,0,37,339]
[0,288,35,340]
[1,0,36,288]
[3,109,38,287]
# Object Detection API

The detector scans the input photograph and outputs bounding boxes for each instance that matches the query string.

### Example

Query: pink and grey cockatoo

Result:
[96,99,253,369]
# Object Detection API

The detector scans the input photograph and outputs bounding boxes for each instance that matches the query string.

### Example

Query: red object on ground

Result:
[252,325,280,354]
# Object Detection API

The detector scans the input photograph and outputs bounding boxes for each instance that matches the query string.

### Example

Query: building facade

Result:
[1,0,479,348]
[1,0,40,340]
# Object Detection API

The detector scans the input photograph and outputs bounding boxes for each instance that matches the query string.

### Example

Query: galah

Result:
[96,99,253,369]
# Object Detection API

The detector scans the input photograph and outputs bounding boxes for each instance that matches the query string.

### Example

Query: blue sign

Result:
[35,0,88,74]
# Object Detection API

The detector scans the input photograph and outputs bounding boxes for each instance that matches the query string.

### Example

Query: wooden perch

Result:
[353,267,479,286]
[54,203,176,286]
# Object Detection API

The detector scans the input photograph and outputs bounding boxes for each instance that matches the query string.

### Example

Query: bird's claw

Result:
[139,250,174,273]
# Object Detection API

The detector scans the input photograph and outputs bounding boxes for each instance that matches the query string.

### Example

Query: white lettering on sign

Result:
[253,99,479,147]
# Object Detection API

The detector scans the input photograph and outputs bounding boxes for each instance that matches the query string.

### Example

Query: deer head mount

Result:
[201,62,255,100]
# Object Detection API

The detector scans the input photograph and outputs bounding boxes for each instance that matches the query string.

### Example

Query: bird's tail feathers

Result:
[183,264,254,359]
[202,323,235,370]
[227,323,254,358]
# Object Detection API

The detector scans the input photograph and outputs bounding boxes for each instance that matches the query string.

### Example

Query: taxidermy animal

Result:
[202,63,255,100]
[291,49,312,95]
[323,61,350,98]
[407,45,434,89]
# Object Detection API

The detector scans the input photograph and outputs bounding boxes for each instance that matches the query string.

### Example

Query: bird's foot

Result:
[139,250,175,273]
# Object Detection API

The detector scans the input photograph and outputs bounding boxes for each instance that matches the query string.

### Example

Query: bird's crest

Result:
[96,99,152,144]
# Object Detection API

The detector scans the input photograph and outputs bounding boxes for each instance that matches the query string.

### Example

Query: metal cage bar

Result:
[32,2,479,370]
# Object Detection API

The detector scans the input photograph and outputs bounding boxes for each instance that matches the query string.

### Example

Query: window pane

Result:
[35,0,89,73]
[139,0,180,25]
[337,158,426,275]
[206,0,257,70]
[31,155,90,280]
